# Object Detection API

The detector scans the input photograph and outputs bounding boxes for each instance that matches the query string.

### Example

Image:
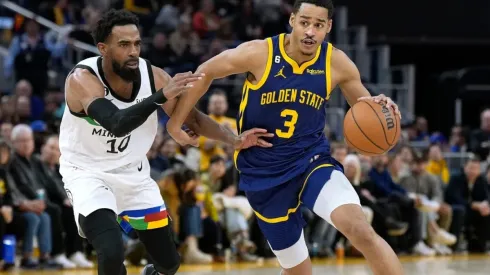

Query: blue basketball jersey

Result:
[235,33,335,191]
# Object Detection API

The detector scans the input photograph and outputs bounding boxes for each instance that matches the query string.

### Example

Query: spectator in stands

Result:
[148,130,166,176]
[8,124,59,269]
[16,95,31,124]
[397,145,415,178]
[470,108,490,160]
[145,31,177,74]
[388,154,404,183]
[449,125,469,153]
[203,156,258,262]
[399,155,456,255]
[199,37,227,63]
[4,19,64,95]
[37,135,93,268]
[344,154,408,238]
[414,116,430,141]
[40,0,78,26]
[0,123,13,143]
[234,0,262,41]
[30,120,48,154]
[198,90,236,171]
[0,139,27,271]
[168,16,202,73]
[14,80,44,121]
[445,156,490,252]
[42,91,63,132]
[364,155,429,255]
[159,168,216,264]
[192,0,220,39]
[426,144,450,184]
[159,136,185,170]
[155,1,180,32]
[0,96,17,124]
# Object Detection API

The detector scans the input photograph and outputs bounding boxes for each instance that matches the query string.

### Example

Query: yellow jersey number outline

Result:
[275,109,298,139]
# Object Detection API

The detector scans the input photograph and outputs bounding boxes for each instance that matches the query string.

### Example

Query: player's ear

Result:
[326,19,333,33]
[289,13,295,28]
[97,42,107,56]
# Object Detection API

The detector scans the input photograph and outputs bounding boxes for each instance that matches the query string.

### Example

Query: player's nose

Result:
[305,28,315,38]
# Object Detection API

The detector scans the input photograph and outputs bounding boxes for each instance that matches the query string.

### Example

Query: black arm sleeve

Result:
[86,88,167,137]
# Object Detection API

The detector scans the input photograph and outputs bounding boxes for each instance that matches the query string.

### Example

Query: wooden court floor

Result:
[1,255,489,274]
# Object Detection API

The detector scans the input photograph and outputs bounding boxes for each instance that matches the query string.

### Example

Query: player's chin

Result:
[300,45,318,56]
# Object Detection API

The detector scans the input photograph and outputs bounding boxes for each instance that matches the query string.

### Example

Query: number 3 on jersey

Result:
[276,109,298,139]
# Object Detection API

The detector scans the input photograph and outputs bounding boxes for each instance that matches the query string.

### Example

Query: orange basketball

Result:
[343,100,401,156]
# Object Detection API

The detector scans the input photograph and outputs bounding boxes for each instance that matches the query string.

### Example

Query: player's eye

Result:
[301,21,308,26]
[315,23,324,28]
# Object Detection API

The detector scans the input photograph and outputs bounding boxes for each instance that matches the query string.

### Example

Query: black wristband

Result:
[152,88,167,105]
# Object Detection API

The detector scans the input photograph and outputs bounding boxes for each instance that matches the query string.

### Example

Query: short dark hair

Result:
[210,89,227,98]
[466,154,481,164]
[293,0,334,18]
[92,9,139,44]
[210,155,225,165]
[412,151,426,164]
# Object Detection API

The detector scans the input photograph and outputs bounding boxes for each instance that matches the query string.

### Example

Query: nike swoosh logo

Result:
[137,162,143,172]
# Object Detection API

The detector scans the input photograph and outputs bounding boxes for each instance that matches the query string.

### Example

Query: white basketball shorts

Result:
[60,159,168,238]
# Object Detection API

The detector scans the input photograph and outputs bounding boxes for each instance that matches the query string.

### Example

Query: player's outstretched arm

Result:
[66,68,202,137]
[334,48,401,118]
[165,39,269,146]
[152,66,273,149]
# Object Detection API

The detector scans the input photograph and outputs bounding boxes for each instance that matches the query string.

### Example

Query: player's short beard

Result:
[112,59,139,82]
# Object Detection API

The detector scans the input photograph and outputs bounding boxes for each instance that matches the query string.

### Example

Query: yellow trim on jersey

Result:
[279,33,322,75]
[235,38,272,170]
[245,38,273,90]
[253,164,333,224]
[233,83,252,171]
[326,43,333,99]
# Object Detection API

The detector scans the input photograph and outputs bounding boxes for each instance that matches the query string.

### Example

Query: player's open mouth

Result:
[125,61,138,68]
[302,40,316,47]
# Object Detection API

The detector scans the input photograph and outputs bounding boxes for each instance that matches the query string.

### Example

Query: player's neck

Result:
[102,58,134,95]
[284,34,314,66]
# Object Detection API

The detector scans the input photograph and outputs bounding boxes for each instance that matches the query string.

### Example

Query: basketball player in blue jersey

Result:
[165,1,403,274]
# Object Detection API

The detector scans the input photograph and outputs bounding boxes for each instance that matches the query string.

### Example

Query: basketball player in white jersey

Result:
[59,9,273,275]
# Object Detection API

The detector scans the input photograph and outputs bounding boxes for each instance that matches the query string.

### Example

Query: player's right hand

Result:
[162,72,205,100]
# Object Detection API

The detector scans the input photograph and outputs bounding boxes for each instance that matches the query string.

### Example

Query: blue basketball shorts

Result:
[245,155,361,268]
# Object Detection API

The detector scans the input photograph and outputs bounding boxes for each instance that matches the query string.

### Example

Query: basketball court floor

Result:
[1,255,489,274]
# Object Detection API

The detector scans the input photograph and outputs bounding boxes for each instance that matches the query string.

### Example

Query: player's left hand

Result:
[234,128,274,150]
[358,94,401,119]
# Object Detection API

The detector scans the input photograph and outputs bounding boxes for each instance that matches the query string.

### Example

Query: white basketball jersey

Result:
[59,57,158,172]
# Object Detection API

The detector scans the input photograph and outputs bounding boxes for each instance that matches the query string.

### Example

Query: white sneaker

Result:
[434,229,457,246]
[69,252,94,268]
[433,244,453,255]
[183,247,213,264]
[413,241,436,256]
[54,254,77,269]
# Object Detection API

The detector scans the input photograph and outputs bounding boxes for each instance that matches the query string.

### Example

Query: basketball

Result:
[343,100,401,156]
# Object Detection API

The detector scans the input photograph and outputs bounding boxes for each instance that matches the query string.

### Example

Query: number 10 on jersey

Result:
[107,135,131,154]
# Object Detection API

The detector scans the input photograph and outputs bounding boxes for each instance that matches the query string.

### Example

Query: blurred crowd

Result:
[0,0,490,271]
